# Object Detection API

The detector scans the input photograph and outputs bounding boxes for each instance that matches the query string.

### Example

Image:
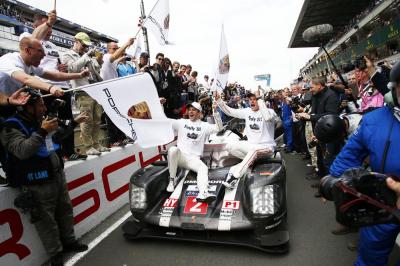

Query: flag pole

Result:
[140,0,151,61]
[53,0,56,10]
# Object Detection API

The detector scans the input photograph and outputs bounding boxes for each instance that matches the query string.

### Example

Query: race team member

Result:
[167,102,223,202]
[328,61,400,266]
[215,90,279,189]
[0,89,88,266]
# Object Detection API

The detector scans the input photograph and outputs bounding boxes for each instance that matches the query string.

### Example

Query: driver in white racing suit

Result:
[215,91,279,189]
[167,102,223,203]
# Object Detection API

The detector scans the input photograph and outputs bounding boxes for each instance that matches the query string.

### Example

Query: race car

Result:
[122,127,289,253]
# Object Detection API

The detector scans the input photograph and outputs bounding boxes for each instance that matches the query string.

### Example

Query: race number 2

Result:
[184,196,208,215]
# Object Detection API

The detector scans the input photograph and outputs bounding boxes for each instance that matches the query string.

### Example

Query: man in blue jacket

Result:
[281,95,294,153]
[329,61,400,266]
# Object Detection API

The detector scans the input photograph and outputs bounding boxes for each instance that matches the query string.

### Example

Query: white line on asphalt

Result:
[65,211,131,266]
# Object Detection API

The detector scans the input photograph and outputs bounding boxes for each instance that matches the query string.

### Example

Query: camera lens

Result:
[319,175,340,200]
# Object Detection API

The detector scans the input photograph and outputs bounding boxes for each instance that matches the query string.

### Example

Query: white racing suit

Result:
[217,98,279,185]
[167,113,223,198]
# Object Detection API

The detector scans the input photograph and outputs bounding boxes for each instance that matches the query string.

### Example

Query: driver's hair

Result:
[247,92,256,98]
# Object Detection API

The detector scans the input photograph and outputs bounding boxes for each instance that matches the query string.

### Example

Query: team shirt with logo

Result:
[217,98,278,147]
[172,119,220,156]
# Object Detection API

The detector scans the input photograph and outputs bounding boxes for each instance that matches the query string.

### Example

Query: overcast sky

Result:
[19,0,318,89]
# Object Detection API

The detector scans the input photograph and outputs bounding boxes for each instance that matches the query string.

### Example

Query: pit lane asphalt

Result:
[75,153,399,266]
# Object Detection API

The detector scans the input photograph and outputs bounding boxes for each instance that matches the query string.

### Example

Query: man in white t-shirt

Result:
[168,102,223,202]
[19,10,69,89]
[100,39,135,147]
[100,39,135,81]
[0,37,88,100]
[216,91,279,189]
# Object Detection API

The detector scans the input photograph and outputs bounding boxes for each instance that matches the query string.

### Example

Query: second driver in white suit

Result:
[215,91,280,189]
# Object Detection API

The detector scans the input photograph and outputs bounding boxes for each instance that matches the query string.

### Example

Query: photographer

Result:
[0,89,88,266]
[297,76,340,184]
[326,61,400,265]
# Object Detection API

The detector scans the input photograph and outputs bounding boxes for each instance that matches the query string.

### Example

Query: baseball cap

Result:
[75,32,92,46]
[186,102,202,112]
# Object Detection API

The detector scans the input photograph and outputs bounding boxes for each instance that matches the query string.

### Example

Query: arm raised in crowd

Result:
[256,91,279,123]
[215,93,246,119]
[31,10,57,41]
[108,38,135,63]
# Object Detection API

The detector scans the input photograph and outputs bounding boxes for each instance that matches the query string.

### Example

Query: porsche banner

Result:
[82,73,174,148]
[143,0,170,45]
[211,25,230,93]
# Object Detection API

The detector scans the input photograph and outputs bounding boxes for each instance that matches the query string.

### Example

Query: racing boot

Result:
[222,173,239,190]
[166,177,177,192]
[196,191,216,203]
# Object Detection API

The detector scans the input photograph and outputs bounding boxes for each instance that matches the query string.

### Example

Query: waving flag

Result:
[82,73,173,148]
[143,0,170,45]
[132,31,144,59]
[212,25,230,93]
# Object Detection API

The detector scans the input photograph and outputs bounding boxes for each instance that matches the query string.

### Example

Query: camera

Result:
[355,56,367,70]
[126,57,132,61]
[47,99,65,119]
[319,168,398,227]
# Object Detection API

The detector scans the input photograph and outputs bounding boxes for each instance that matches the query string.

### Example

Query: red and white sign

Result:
[163,198,178,208]
[183,196,208,215]
[0,139,176,266]
[222,200,240,210]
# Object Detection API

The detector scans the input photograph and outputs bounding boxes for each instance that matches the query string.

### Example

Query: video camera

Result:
[319,168,399,227]
[47,99,72,126]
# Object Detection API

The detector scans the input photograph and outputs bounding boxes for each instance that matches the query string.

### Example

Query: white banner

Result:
[128,31,144,60]
[82,73,173,148]
[212,25,230,93]
[143,0,170,45]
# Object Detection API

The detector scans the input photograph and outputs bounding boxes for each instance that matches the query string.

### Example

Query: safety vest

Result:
[3,116,60,187]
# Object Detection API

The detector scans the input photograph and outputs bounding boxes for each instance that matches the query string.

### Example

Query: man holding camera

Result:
[297,76,340,186]
[0,89,88,266]
[19,10,83,160]
[326,61,400,266]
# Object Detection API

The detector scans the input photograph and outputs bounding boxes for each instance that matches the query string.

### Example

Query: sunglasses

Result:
[28,46,45,54]
[157,57,164,61]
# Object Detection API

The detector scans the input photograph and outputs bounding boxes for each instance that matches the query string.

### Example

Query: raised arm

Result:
[258,99,279,123]
[216,97,246,119]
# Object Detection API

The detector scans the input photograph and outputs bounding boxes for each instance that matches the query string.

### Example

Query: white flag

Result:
[82,73,173,148]
[132,31,144,59]
[143,0,170,45]
[212,25,230,93]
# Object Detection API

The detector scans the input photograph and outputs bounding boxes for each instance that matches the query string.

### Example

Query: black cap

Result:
[314,115,345,143]
[23,87,42,105]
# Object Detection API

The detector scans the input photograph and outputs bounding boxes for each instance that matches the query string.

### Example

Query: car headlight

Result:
[250,185,276,215]
[130,184,147,210]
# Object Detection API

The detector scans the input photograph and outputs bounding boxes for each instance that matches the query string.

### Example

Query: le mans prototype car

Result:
[122,125,289,253]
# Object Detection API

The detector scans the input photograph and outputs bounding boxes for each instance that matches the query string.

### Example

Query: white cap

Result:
[187,102,202,112]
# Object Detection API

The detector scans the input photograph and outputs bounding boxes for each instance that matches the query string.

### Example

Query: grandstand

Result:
[289,0,400,78]
[0,0,118,56]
